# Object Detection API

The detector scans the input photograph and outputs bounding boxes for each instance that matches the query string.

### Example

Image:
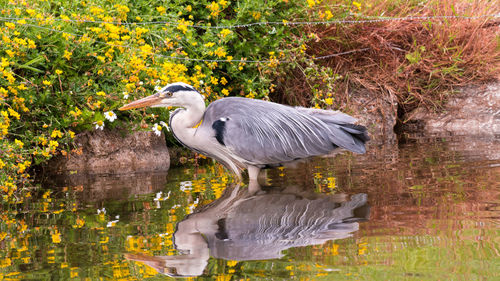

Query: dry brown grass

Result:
[272,0,500,117]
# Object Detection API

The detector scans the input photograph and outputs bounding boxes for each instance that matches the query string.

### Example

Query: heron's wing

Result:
[202,97,365,165]
[295,107,370,150]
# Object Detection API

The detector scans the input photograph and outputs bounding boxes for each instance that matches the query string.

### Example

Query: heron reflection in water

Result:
[120,82,369,183]
[125,184,369,277]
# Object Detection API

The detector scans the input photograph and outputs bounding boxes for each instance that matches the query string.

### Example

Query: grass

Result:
[272,0,500,117]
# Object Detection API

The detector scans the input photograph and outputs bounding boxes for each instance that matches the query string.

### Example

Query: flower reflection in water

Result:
[125,183,369,277]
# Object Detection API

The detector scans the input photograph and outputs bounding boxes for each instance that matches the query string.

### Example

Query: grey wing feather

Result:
[296,107,370,153]
[203,97,368,165]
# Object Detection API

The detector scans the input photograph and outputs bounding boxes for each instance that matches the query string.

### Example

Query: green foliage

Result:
[405,46,426,64]
[0,0,309,199]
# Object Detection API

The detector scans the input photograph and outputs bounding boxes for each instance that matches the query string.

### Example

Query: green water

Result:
[1,136,499,280]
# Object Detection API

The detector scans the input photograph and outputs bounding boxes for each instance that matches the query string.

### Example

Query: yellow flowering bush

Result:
[0,0,319,200]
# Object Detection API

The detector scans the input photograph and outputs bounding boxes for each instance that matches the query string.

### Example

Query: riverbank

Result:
[43,80,499,178]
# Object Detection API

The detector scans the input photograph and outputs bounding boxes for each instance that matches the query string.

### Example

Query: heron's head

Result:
[119,82,203,111]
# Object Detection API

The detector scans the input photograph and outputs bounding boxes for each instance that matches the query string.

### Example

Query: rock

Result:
[47,129,170,175]
[42,171,168,203]
[403,82,500,136]
[348,89,398,144]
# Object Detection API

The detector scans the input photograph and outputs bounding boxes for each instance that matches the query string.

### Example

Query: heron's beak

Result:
[119,94,162,111]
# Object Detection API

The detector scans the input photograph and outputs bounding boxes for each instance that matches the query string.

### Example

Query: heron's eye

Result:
[158,91,171,98]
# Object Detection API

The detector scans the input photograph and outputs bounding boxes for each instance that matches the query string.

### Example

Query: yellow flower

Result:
[1,57,9,67]
[220,77,228,85]
[221,88,229,96]
[156,6,166,14]
[327,177,336,189]
[73,218,85,228]
[176,19,190,34]
[70,268,78,278]
[325,98,333,105]
[17,162,27,173]
[52,230,61,243]
[5,22,15,29]
[207,2,221,17]
[245,92,256,99]
[0,159,4,169]
[96,91,106,96]
[135,27,149,38]
[38,136,47,145]
[90,6,104,15]
[352,1,361,10]
[26,8,36,16]
[27,39,36,49]
[49,140,59,149]
[307,0,315,8]
[42,80,51,86]
[186,5,192,12]
[68,130,75,138]
[5,50,15,58]
[51,129,63,138]
[324,10,333,20]
[15,139,23,148]
[8,108,20,119]
[69,107,82,118]
[219,29,231,38]
[252,12,261,20]
[63,50,72,60]
[55,69,63,75]
[214,47,227,58]
[210,76,219,85]
[115,4,130,14]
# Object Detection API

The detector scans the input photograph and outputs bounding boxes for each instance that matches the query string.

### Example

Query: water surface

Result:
[1,136,499,280]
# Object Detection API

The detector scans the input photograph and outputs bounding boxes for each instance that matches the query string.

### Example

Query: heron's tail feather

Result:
[325,123,368,154]
[297,107,370,154]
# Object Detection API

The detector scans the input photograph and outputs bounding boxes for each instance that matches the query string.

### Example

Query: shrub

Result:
[0,0,310,200]
[272,0,500,116]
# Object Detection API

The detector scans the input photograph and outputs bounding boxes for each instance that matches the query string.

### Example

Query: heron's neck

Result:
[170,102,206,144]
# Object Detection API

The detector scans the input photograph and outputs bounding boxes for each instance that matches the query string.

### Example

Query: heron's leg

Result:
[247,166,262,194]
[248,180,262,195]
[247,166,261,182]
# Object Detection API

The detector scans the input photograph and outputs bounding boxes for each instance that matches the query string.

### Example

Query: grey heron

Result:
[125,183,369,277]
[119,82,369,181]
